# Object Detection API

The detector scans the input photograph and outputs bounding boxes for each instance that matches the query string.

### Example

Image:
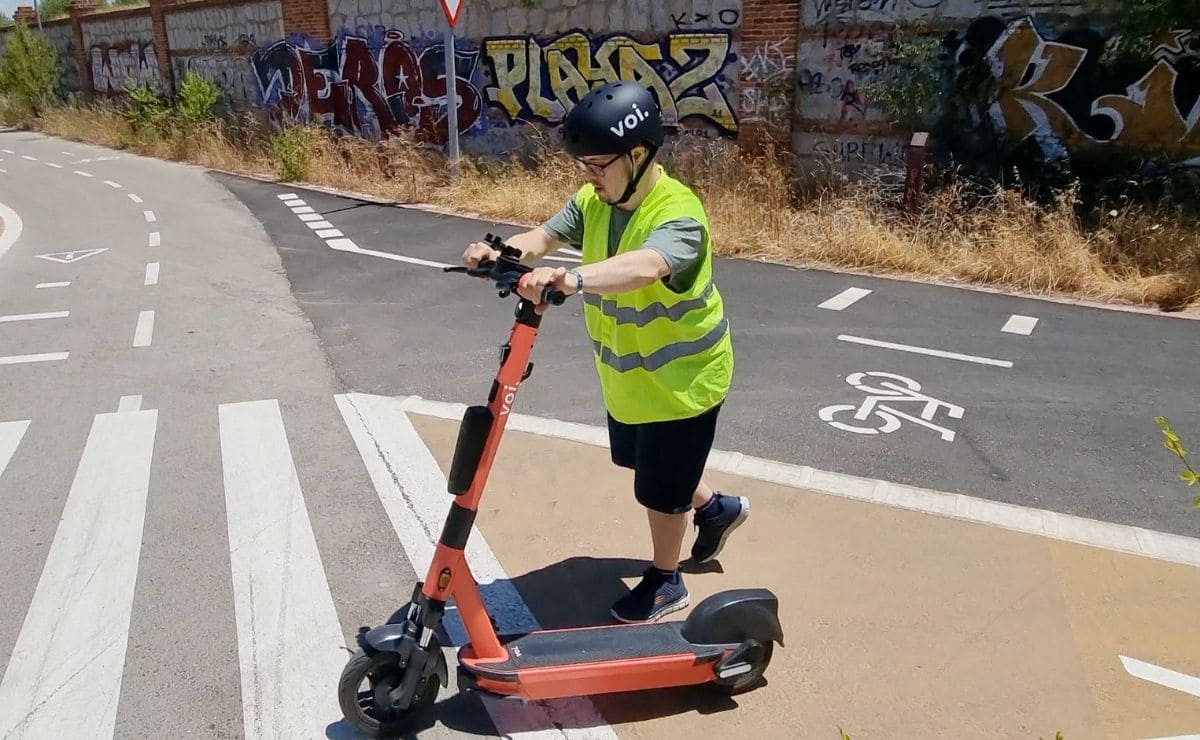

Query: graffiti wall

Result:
[166,0,283,108]
[43,23,82,97]
[250,28,485,143]
[949,16,1200,164]
[81,13,160,94]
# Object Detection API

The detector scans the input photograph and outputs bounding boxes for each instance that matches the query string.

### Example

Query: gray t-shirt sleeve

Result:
[540,198,584,248]
[642,217,705,293]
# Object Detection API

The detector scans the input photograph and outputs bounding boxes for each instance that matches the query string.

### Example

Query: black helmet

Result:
[562,81,665,158]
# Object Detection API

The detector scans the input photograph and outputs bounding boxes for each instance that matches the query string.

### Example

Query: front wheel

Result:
[712,640,773,696]
[337,646,441,737]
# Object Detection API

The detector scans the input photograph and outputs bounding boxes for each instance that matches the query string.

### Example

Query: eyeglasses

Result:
[574,153,625,176]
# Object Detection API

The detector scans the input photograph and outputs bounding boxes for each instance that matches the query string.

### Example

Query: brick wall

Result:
[734,0,801,154]
[281,0,328,42]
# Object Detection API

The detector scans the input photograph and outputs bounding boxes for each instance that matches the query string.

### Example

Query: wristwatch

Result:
[568,269,583,294]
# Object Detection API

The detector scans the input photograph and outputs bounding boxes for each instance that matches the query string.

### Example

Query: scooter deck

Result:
[462,621,725,677]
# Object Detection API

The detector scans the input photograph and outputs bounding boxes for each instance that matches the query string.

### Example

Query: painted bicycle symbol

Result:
[818,371,964,442]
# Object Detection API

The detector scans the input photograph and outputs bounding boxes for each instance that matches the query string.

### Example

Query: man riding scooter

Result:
[461,81,750,624]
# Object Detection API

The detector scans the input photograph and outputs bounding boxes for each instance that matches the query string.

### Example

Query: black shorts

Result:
[607,403,722,514]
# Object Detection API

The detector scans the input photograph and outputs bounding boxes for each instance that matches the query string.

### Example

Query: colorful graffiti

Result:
[481,30,739,134]
[250,28,483,143]
[955,16,1200,162]
[91,41,161,94]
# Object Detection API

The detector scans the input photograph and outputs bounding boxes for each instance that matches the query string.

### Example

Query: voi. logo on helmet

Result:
[609,103,650,137]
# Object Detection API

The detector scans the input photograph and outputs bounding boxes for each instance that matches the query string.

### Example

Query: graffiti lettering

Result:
[175,55,258,105]
[812,0,897,22]
[250,29,482,143]
[671,6,741,28]
[981,16,1200,160]
[482,30,738,134]
[90,41,160,94]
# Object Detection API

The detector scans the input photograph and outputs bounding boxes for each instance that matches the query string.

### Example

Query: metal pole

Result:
[443,24,460,176]
[33,0,43,31]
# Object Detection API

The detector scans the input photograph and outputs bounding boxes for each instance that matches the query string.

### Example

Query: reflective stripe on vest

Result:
[582,282,714,328]
[592,317,729,373]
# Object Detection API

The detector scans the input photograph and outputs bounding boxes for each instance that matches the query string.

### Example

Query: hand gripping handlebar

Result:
[443,233,567,306]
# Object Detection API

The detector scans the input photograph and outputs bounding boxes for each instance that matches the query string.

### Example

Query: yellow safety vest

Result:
[576,165,734,425]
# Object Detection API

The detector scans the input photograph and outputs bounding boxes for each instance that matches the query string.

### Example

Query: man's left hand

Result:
[517,266,579,303]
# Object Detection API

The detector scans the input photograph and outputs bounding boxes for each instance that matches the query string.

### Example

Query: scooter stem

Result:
[418,296,545,661]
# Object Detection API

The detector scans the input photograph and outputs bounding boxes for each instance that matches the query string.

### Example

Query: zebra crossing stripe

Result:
[0,420,29,479]
[336,392,619,739]
[0,409,158,739]
[217,399,347,740]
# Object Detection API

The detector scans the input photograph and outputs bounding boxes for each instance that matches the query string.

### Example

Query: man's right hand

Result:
[462,242,500,269]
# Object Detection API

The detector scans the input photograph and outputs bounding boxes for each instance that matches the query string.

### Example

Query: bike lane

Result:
[396,405,1200,740]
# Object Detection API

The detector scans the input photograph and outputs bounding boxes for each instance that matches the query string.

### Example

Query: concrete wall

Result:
[166,0,284,108]
[81,11,160,94]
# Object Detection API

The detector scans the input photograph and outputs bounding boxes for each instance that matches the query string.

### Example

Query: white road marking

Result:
[36,282,70,288]
[218,399,348,740]
[143,210,156,223]
[128,194,143,203]
[144,262,159,286]
[0,200,24,263]
[74,170,93,177]
[60,151,74,156]
[21,155,35,161]
[117,394,142,412]
[297,213,324,222]
[337,393,619,739]
[44,162,63,169]
[0,408,157,739]
[314,228,343,238]
[397,394,1200,570]
[1002,314,1039,335]
[1121,656,1200,699]
[558,246,582,256]
[133,310,155,347]
[837,334,1014,368]
[104,180,122,189]
[290,206,315,214]
[543,254,582,263]
[1,149,13,153]
[819,287,872,310]
[0,169,6,173]
[819,371,964,442]
[0,419,30,478]
[148,232,160,247]
[305,220,334,230]
[326,239,450,268]
[0,352,69,366]
[0,311,69,323]
[35,248,107,264]
[276,193,298,199]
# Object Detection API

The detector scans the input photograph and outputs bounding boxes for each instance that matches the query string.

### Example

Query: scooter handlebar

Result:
[444,234,567,306]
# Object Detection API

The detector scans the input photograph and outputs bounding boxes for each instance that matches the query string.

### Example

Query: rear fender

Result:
[680,588,784,647]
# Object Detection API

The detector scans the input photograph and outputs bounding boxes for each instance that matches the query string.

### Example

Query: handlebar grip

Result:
[543,288,567,306]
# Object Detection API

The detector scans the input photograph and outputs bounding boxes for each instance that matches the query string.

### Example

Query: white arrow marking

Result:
[35,248,108,264]
[1121,655,1200,740]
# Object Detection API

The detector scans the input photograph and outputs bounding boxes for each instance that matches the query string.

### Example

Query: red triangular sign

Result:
[439,0,463,27]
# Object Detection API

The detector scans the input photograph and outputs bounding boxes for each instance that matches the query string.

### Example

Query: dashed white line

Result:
[276,193,298,200]
[305,220,334,230]
[21,155,35,161]
[117,395,143,413]
[819,287,872,310]
[0,169,7,174]
[0,352,69,366]
[74,171,93,177]
[45,162,63,169]
[104,180,122,189]
[291,206,315,214]
[148,232,160,247]
[1,149,13,154]
[36,282,70,289]
[297,213,324,222]
[60,151,75,156]
[543,255,581,263]
[1002,315,1039,335]
[837,334,1014,368]
[128,194,143,203]
[133,310,155,347]
[143,210,156,223]
[314,229,343,238]
[326,238,359,251]
[144,262,159,286]
[0,311,69,323]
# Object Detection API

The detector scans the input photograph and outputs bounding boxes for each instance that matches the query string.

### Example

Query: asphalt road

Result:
[214,172,1200,539]
[0,127,1197,740]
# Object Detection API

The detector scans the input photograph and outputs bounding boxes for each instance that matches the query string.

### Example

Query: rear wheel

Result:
[712,640,773,695]
[337,645,441,737]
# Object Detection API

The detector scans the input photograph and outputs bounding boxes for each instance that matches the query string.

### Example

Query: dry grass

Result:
[25,103,1200,312]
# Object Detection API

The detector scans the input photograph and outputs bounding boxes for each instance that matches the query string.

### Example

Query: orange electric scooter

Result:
[337,234,783,736]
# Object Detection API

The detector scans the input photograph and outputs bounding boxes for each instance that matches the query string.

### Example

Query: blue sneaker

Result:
[691,492,749,563]
[610,567,689,623]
